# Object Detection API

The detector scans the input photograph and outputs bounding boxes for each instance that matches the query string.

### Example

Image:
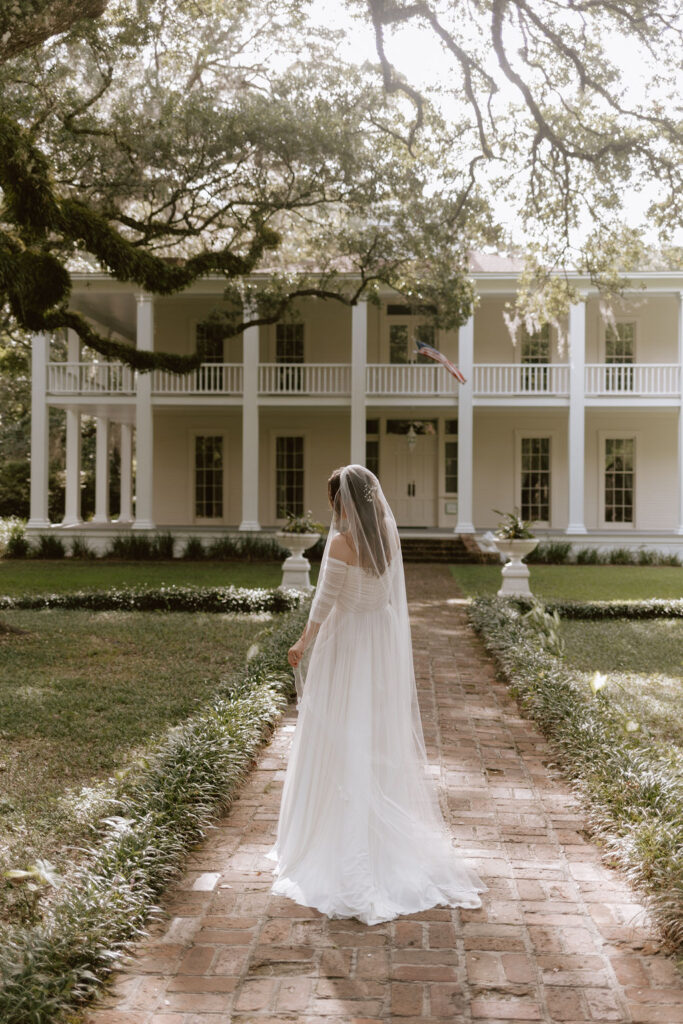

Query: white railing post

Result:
[351,303,367,464]
[133,294,155,530]
[240,310,261,530]
[567,301,587,534]
[62,330,82,526]
[28,332,51,528]
[455,315,474,534]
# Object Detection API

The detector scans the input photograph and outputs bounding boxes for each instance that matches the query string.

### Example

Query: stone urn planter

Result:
[275,532,320,592]
[493,538,539,597]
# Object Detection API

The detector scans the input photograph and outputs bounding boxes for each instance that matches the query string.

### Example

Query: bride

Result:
[266,464,487,925]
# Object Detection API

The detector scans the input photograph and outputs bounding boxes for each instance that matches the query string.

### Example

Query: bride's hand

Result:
[288,640,305,668]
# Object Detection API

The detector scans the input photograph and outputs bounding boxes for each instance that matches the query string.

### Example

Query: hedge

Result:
[468,597,683,956]
[514,596,683,620]
[0,584,303,614]
[0,603,309,1023]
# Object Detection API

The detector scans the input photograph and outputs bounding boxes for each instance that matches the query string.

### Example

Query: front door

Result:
[383,433,437,526]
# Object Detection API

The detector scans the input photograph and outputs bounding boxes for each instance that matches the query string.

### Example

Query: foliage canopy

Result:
[0,0,681,366]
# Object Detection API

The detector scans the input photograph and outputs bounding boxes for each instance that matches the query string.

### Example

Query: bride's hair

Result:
[327,465,391,576]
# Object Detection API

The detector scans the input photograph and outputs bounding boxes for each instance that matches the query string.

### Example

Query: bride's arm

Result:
[287,555,348,667]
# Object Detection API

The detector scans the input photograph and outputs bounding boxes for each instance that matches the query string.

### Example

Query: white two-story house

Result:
[26,257,683,554]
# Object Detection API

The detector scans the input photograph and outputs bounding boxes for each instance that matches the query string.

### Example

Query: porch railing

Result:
[259,363,351,395]
[47,362,135,394]
[473,364,570,396]
[585,363,681,396]
[152,364,242,394]
[366,364,459,396]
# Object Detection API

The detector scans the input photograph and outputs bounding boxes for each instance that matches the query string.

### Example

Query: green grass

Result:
[561,618,683,750]
[0,608,266,908]
[450,564,683,601]
[0,559,319,596]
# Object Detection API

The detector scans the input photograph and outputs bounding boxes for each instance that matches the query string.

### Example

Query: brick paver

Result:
[84,565,683,1024]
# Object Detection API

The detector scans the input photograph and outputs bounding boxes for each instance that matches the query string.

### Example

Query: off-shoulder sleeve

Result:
[309,557,348,624]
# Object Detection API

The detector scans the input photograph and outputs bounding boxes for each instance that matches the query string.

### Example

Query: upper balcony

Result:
[46,361,683,404]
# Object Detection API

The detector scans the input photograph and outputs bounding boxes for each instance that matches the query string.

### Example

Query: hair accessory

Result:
[363,482,376,502]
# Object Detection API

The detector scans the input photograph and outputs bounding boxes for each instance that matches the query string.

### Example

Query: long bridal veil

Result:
[269,464,487,925]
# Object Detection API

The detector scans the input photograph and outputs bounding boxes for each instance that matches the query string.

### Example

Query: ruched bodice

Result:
[310,557,392,621]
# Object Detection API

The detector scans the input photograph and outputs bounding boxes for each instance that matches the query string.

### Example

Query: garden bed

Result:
[468,596,683,957]
[0,597,308,1023]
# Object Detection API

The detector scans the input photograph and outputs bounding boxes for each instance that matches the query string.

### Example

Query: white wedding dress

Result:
[267,466,487,925]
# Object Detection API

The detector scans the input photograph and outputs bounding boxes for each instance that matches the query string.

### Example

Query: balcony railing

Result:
[366,364,459,396]
[48,362,135,394]
[46,361,683,401]
[152,364,242,394]
[474,364,570,396]
[259,363,351,395]
[585,363,681,396]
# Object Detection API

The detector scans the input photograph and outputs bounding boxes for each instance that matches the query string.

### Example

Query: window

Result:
[276,436,304,518]
[389,324,410,364]
[276,324,304,390]
[389,319,434,364]
[605,322,635,391]
[366,420,380,477]
[444,442,458,494]
[386,419,437,435]
[604,438,634,523]
[196,322,226,390]
[195,436,223,519]
[276,323,304,362]
[444,419,458,494]
[521,324,550,391]
[520,437,550,523]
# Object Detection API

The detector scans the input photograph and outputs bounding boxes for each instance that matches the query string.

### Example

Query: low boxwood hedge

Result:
[0,584,303,614]
[468,597,683,956]
[514,596,683,620]
[0,602,309,1024]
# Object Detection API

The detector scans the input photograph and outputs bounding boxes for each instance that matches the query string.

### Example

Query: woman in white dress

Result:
[266,464,487,925]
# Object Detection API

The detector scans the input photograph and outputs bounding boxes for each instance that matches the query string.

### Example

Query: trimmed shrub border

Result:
[0,602,309,1023]
[468,597,683,956]
[515,597,683,620]
[0,584,303,614]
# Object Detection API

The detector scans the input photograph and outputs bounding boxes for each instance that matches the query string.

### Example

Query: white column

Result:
[118,422,134,524]
[92,417,110,523]
[566,300,587,534]
[351,301,368,465]
[455,314,475,533]
[133,293,155,530]
[62,328,82,526]
[239,318,261,530]
[676,292,683,534]
[28,332,51,528]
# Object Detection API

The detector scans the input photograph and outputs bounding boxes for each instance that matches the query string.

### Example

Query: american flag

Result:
[415,339,467,384]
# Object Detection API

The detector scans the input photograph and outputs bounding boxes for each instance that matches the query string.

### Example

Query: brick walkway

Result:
[84,565,683,1024]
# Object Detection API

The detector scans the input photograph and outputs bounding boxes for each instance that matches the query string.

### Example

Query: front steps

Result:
[399,534,498,563]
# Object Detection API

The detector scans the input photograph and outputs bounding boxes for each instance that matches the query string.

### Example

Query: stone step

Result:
[399,535,497,563]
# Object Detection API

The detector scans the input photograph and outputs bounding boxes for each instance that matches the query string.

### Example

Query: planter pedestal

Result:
[493,538,539,597]
[275,532,320,592]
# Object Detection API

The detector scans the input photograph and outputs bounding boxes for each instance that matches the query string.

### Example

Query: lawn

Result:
[560,619,683,751]
[0,559,319,595]
[0,607,268,915]
[450,563,683,601]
